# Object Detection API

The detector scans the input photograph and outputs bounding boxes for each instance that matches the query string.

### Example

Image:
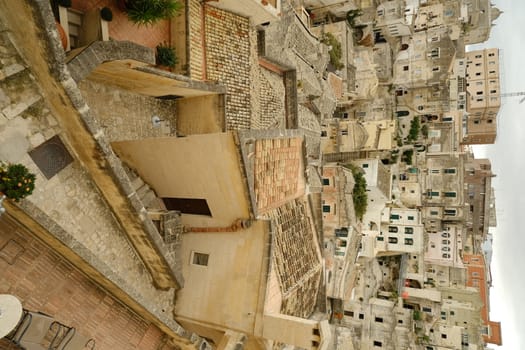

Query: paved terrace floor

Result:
[0,215,176,350]
[70,0,171,48]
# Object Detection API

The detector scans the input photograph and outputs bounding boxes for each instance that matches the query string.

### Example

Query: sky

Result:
[469,0,525,348]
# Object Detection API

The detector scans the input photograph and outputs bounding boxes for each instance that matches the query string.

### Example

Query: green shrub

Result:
[421,124,428,138]
[156,42,177,67]
[0,162,36,201]
[321,32,344,70]
[407,117,420,142]
[344,164,368,221]
[127,0,183,26]
[413,310,422,321]
[402,150,414,165]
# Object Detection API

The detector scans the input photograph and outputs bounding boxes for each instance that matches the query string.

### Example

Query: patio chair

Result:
[10,311,62,350]
[52,327,95,350]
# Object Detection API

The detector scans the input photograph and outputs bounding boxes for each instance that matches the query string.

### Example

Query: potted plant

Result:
[156,42,177,69]
[0,162,36,201]
[100,7,113,22]
[124,0,183,26]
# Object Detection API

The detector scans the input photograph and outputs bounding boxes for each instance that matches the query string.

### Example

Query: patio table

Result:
[0,294,23,338]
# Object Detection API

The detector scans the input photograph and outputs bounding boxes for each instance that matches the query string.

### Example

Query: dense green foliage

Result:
[407,117,420,142]
[0,163,36,201]
[345,164,368,221]
[156,42,177,67]
[321,32,344,70]
[402,149,414,165]
[421,124,428,138]
[127,0,182,26]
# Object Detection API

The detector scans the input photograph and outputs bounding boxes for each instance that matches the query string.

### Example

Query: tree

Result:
[344,164,368,221]
[321,32,344,70]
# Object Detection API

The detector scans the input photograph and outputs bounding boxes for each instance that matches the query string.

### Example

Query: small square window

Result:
[322,205,331,213]
[322,178,330,186]
[192,252,209,266]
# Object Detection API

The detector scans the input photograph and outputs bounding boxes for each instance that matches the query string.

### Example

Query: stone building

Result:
[463,48,500,144]
[463,157,496,252]
[112,130,331,349]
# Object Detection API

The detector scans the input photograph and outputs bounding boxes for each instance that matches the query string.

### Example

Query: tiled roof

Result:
[268,199,323,318]
[254,137,303,214]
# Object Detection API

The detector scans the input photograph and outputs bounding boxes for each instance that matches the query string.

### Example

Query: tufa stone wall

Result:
[204,5,251,130]
[188,0,205,80]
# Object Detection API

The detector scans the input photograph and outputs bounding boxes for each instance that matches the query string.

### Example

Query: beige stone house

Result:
[463,48,500,145]
[112,130,331,349]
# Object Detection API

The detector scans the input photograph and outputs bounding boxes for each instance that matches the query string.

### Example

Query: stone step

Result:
[130,176,144,191]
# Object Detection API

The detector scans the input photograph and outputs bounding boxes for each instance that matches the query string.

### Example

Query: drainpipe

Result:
[187,218,253,233]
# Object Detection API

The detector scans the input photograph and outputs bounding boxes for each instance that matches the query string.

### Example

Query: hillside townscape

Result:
[0,0,503,349]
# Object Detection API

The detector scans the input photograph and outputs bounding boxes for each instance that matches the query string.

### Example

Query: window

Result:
[450,311,455,316]
[322,178,330,186]
[344,310,354,317]
[430,48,440,58]
[191,252,209,266]
[430,210,439,215]
[322,205,331,213]
[442,239,451,245]
[403,65,409,71]
[405,227,414,234]
[422,307,432,313]
[441,334,447,339]
[441,311,447,320]
[362,163,369,168]
[441,232,450,238]
[444,168,456,174]
[475,54,482,59]
[444,192,457,198]
[390,214,400,220]
[373,340,382,347]
[444,209,456,216]
[442,253,451,258]
[432,67,440,72]
[388,226,398,233]
[163,198,212,216]
[473,272,480,277]
[375,317,384,323]
[405,238,414,245]
[408,216,414,221]
[377,236,384,241]
[428,191,439,198]
[359,313,364,320]
[488,53,495,57]
[388,237,398,244]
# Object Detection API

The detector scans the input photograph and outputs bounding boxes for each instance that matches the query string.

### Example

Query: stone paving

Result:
[79,80,177,141]
[0,215,176,350]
